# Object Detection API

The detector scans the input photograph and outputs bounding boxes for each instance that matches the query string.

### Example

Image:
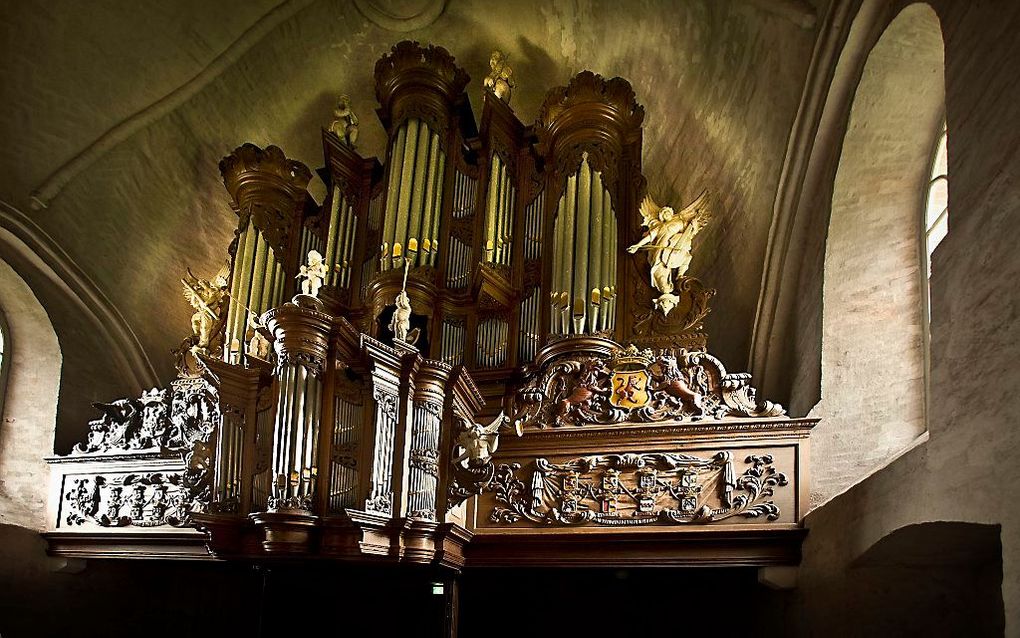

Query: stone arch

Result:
[0,257,61,531]
[809,3,944,506]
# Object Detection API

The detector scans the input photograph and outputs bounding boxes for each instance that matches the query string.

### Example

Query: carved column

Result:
[201,358,264,514]
[360,338,406,516]
[407,360,450,520]
[250,300,331,553]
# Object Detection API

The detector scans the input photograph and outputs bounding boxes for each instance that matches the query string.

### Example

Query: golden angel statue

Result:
[181,265,229,352]
[483,50,515,103]
[627,191,710,317]
[329,94,359,148]
[297,250,328,297]
[452,412,523,467]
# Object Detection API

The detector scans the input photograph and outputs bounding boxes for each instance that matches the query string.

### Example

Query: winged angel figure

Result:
[627,192,710,316]
[182,265,229,352]
[452,412,523,467]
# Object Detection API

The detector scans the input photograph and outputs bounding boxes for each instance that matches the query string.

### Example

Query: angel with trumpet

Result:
[627,191,711,317]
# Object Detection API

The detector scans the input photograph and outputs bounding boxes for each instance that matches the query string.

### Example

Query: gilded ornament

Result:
[628,192,711,316]
[181,265,229,352]
[329,94,360,148]
[483,50,515,103]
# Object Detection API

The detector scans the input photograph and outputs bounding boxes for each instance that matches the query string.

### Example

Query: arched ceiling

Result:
[0,0,823,411]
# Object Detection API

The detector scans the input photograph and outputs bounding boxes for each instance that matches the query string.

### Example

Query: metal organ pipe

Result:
[251,397,274,510]
[330,394,362,512]
[482,153,515,267]
[549,159,618,336]
[446,171,476,288]
[428,140,445,267]
[441,319,466,365]
[381,119,447,270]
[325,189,358,289]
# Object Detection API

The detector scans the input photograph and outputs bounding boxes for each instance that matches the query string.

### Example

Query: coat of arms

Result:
[608,346,654,409]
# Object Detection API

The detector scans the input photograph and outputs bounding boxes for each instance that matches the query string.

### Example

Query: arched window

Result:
[924,123,948,286]
[808,3,944,506]
[920,122,947,421]
[0,309,9,418]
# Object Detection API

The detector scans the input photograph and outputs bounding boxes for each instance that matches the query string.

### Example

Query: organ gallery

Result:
[45,41,814,580]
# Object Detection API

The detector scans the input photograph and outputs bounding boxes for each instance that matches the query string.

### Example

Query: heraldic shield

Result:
[610,369,651,409]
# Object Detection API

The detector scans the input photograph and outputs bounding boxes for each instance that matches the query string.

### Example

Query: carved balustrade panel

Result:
[476,448,796,529]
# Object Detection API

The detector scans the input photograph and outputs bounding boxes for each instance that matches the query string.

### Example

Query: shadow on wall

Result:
[796,517,1004,636]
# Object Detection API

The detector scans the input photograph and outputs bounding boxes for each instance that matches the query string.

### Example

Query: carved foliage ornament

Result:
[512,344,784,429]
[487,453,788,526]
[66,378,221,526]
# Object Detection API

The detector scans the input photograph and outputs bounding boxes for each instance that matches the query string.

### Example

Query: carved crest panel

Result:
[60,471,196,528]
[480,451,791,528]
[513,342,784,429]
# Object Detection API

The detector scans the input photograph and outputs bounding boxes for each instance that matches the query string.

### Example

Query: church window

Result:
[924,122,949,283]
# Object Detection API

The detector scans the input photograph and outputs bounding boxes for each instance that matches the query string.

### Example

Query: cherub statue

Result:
[452,412,522,467]
[389,290,413,343]
[329,95,359,148]
[297,250,328,297]
[182,265,229,352]
[627,191,710,316]
[483,50,515,103]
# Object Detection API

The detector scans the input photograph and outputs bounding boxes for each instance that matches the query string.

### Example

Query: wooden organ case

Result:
[45,42,814,573]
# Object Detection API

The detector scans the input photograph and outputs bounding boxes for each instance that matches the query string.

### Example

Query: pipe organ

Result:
[46,41,814,582]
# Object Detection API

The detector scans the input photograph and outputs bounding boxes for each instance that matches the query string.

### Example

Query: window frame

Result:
[920,118,948,425]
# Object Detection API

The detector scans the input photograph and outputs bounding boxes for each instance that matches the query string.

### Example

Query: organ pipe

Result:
[324,189,358,288]
[381,119,447,271]
[482,153,515,267]
[225,225,287,360]
[550,158,618,336]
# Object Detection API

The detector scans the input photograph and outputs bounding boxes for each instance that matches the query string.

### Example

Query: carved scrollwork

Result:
[373,388,399,421]
[365,492,393,515]
[487,452,788,527]
[74,388,170,454]
[267,494,313,512]
[630,276,715,352]
[410,449,440,477]
[512,341,785,428]
[448,461,496,509]
[219,144,312,261]
[63,472,196,528]
[278,350,326,378]
[447,412,521,508]
[75,378,220,455]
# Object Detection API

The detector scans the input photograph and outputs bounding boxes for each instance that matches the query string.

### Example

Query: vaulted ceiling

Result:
[0,0,824,442]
